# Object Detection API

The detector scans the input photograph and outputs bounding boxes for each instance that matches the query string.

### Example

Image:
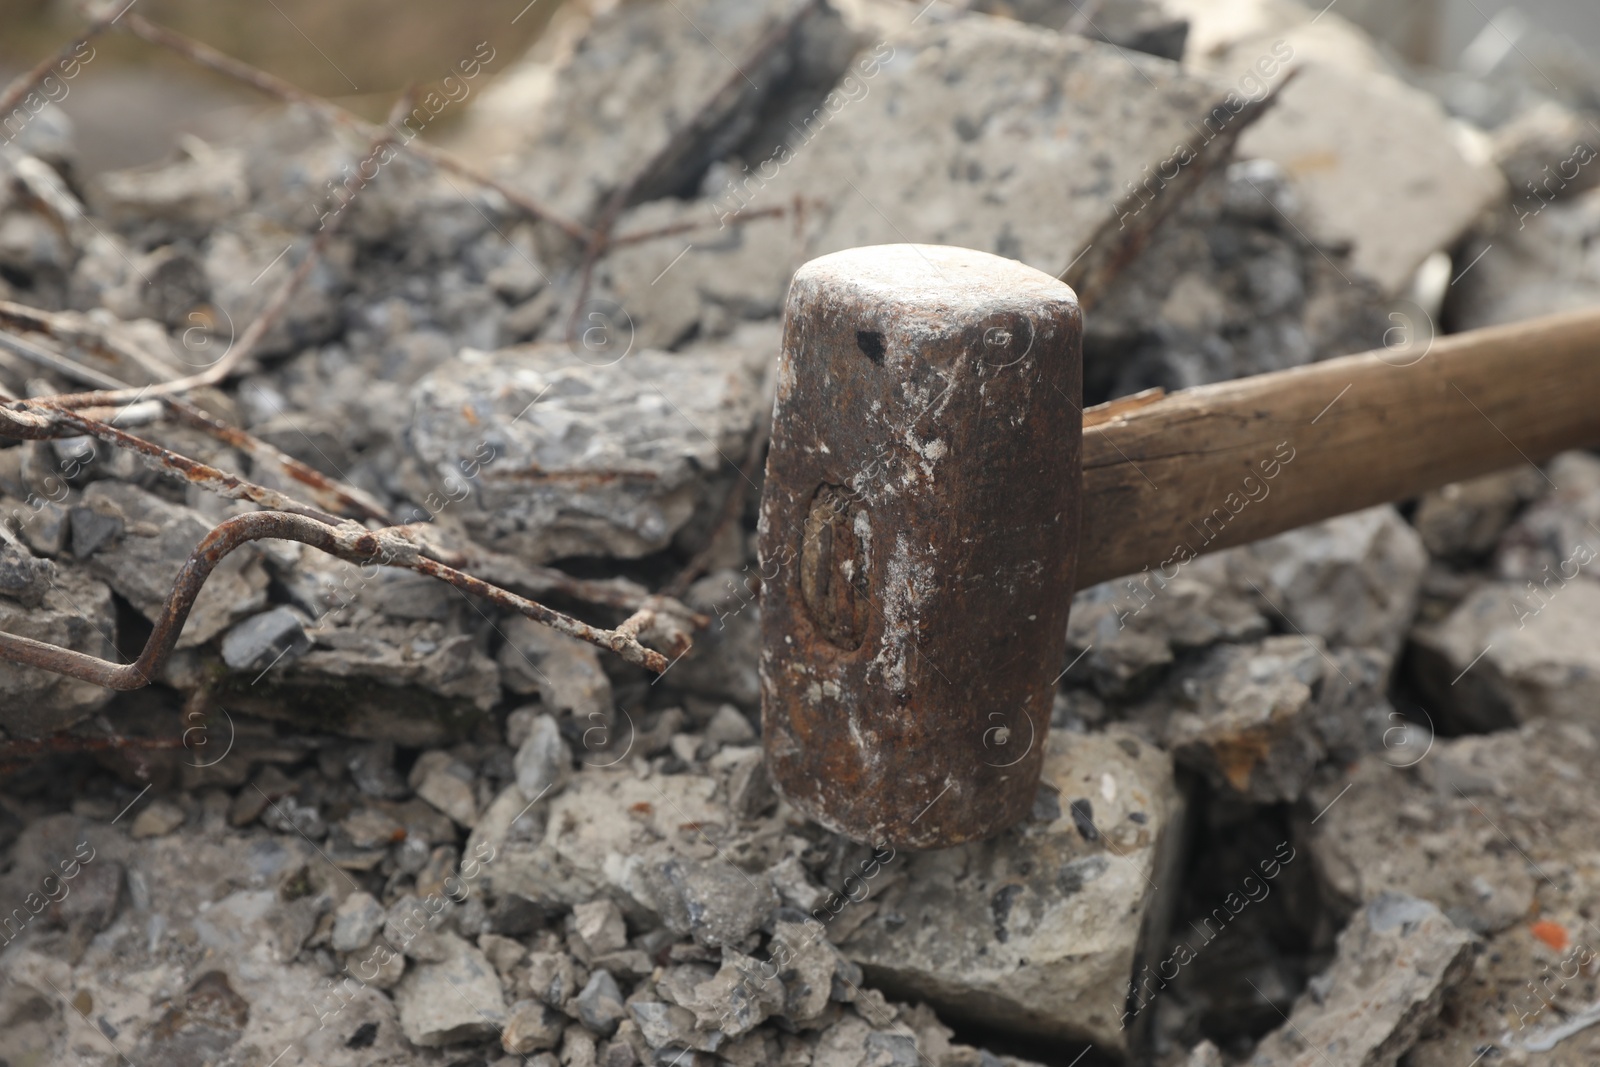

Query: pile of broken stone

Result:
[3,0,1600,1064]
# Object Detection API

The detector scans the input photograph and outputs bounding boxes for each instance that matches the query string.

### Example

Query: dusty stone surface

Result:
[1307,720,1600,937]
[499,619,615,721]
[405,337,767,562]
[841,729,1184,1053]
[78,480,269,649]
[1246,892,1473,1067]
[1492,450,1600,586]
[1221,506,1429,661]
[1412,467,1548,564]
[1084,158,1387,398]
[514,712,574,803]
[2,6,1594,1067]
[0,814,443,1067]
[1450,184,1600,331]
[1068,505,1425,700]
[0,557,117,734]
[475,0,833,224]
[1172,0,1506,295]
[1406,919,1600,1067]
[393,932,508,1046]
[1150,635,1387,803]
[605,15,1261,348]
[1411,579,1600,733]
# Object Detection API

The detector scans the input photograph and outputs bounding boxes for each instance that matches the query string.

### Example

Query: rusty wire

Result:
[0,308,689,618]
[0,8,708,698]
[0,397,690,678]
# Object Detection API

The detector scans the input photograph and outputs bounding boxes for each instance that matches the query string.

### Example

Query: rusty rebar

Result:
[1,398,346,523]
[0,508,672,693]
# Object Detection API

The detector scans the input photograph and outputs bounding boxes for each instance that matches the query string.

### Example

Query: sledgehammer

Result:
[757,243,1600,850]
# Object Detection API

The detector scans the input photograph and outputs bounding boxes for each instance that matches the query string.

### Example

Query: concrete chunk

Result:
[1247,893,1472,1067]
[839,730,1183,1054]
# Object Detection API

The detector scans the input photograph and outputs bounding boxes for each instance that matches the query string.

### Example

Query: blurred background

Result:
[1,0,1597,177]
[0,0,562,175]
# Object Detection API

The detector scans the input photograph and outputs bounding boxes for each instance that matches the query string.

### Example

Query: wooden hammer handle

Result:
[1077,307,1600,588]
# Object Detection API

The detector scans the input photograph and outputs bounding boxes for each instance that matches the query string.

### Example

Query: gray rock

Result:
[1223,506,1428,661]
[130,800,186,839]
[1307,720,1600,935]
[1067,506,1423,698]
[606,18,1268,348]
[406,340,765,563]
[220,606,312,672]
[972,0,1190,60]
[331,890,386,953]
[1153,636,1388,802]
[473,0,828,224]
[469,763,788,950]
[841,729,1183,1054]
[1083,160,1387,398]
[576,968,627,1036]
[1066,552,1268,698]
[479,932,528,975]
[666,949,786,1036]
[1405,910,1600,1066]
[640,855,780,950]
[667,570,762,708]
[1186,8,1506,295]
[78,481,269,648]
[0,520,53,607]
[339,807,404,849]
[95,141,250,228]
[630,1000,714,1053]
[515,712,573,803]
[715,746,778,820]
[1247,893,1472,1067]
[67,502,124,558]
[1450,184,1600,332]
[704,704,756,746]
[1411,580,1600,733]
[525,950,585,1008]
[0,820,425,1067]
[347,740,410,799]
[414,752,480,827]
[769,920,846,1026]
[503,999,568,1054]
[1412,467,1547,563]
[0,561,117,734]
[1493,451,1600,586]
[384,893,453,962]
[573,899,628,956]
[392,932,508,1047]
[500,618,615,721]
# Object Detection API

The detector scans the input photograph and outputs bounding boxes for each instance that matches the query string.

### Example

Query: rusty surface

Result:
[758,244,1083,849]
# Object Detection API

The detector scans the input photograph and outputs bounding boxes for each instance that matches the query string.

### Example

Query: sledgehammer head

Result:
[758,244,1083,849]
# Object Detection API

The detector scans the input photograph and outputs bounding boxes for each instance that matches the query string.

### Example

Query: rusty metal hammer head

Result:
[758,244,1083,850]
